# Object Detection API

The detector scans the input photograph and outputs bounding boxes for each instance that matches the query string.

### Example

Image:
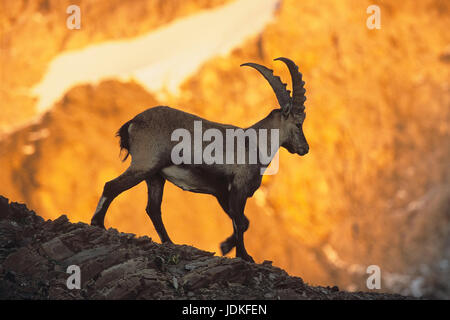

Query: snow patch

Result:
[31,0,279,112]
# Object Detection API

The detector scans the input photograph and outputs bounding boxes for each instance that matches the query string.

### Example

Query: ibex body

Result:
[91,57,309,262]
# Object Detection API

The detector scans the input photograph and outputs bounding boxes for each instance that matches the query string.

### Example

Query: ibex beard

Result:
[91,57,309,263]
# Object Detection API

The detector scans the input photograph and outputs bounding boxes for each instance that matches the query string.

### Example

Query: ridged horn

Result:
[241,62,291,112]
[274,57,306,112]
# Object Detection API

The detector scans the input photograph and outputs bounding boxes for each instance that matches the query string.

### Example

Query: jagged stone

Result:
[0,197,411,300]
[95,257,148,288]
[3,247,48,277]
[184,256,220,271]
[0,196,11,219]
[63,245,119,266]
[182,259,252,291]
[41,237,74,261]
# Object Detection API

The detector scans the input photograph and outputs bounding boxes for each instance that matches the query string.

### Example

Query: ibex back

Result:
[91,57,309,262]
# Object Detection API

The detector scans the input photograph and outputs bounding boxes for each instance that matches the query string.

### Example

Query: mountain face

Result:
[0,0,449,298]
[0,0,231,130]
[0,195,410,300]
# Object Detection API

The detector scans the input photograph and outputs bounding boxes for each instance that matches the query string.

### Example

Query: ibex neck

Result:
[247,110,282,172]
[248,109,281,131]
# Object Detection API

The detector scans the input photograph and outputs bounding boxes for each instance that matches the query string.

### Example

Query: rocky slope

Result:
[1,0,449,297]
[0,195,409,300]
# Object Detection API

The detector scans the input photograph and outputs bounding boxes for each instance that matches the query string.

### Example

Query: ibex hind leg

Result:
[91,168,149,229]
[220,216,249,256]
[145,174,173,244]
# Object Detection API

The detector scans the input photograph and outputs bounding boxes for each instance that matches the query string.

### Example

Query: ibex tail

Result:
[116,120,132,161]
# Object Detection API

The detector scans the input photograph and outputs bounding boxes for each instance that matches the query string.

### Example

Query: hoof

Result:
[220,241,234,256]
[237,252,255,263]
[91,220,105,229]
[245,255,255,263]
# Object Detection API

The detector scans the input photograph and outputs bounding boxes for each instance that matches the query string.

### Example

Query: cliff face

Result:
[0,195,409,300]
[0,0,449,298]
[0,0,230,130]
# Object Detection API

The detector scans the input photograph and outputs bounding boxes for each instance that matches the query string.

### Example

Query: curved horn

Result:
[274,57,306,112]
[241,62,291,112]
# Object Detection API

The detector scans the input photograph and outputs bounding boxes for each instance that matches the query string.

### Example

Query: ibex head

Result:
[241,57,309,156]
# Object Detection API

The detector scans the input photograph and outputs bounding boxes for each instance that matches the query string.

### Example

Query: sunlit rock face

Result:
[30,0,279,112]
[0,0,449,298]
[0,0,232,131]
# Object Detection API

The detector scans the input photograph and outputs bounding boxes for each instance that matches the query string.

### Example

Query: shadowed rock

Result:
[0,196,411,300]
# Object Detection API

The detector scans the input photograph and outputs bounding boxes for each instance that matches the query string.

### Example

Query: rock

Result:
[0,196,11,219]
[330,285,339,292]
[0,196,412,300]
[97,276,142,300]
[95,257,148,288]
[274,276,305,290]
[184,257,218,271]
[63,245,118,266]
[41,237,74,261]
[3,247,48,277]
[182,259,252,291]
[153,256,165,271]
[263,260,273,266]
[172,277,179,290]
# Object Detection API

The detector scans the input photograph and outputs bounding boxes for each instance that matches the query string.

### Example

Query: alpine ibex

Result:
[91,57,308,262]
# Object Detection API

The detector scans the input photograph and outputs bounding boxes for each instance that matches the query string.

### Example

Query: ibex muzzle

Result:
[91,57,309,263]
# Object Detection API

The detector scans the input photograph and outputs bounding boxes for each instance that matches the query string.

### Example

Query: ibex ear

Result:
[281,102,291,119]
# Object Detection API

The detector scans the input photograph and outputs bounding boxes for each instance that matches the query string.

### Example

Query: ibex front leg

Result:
[217,193,249,256]
[228,190,254,263]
